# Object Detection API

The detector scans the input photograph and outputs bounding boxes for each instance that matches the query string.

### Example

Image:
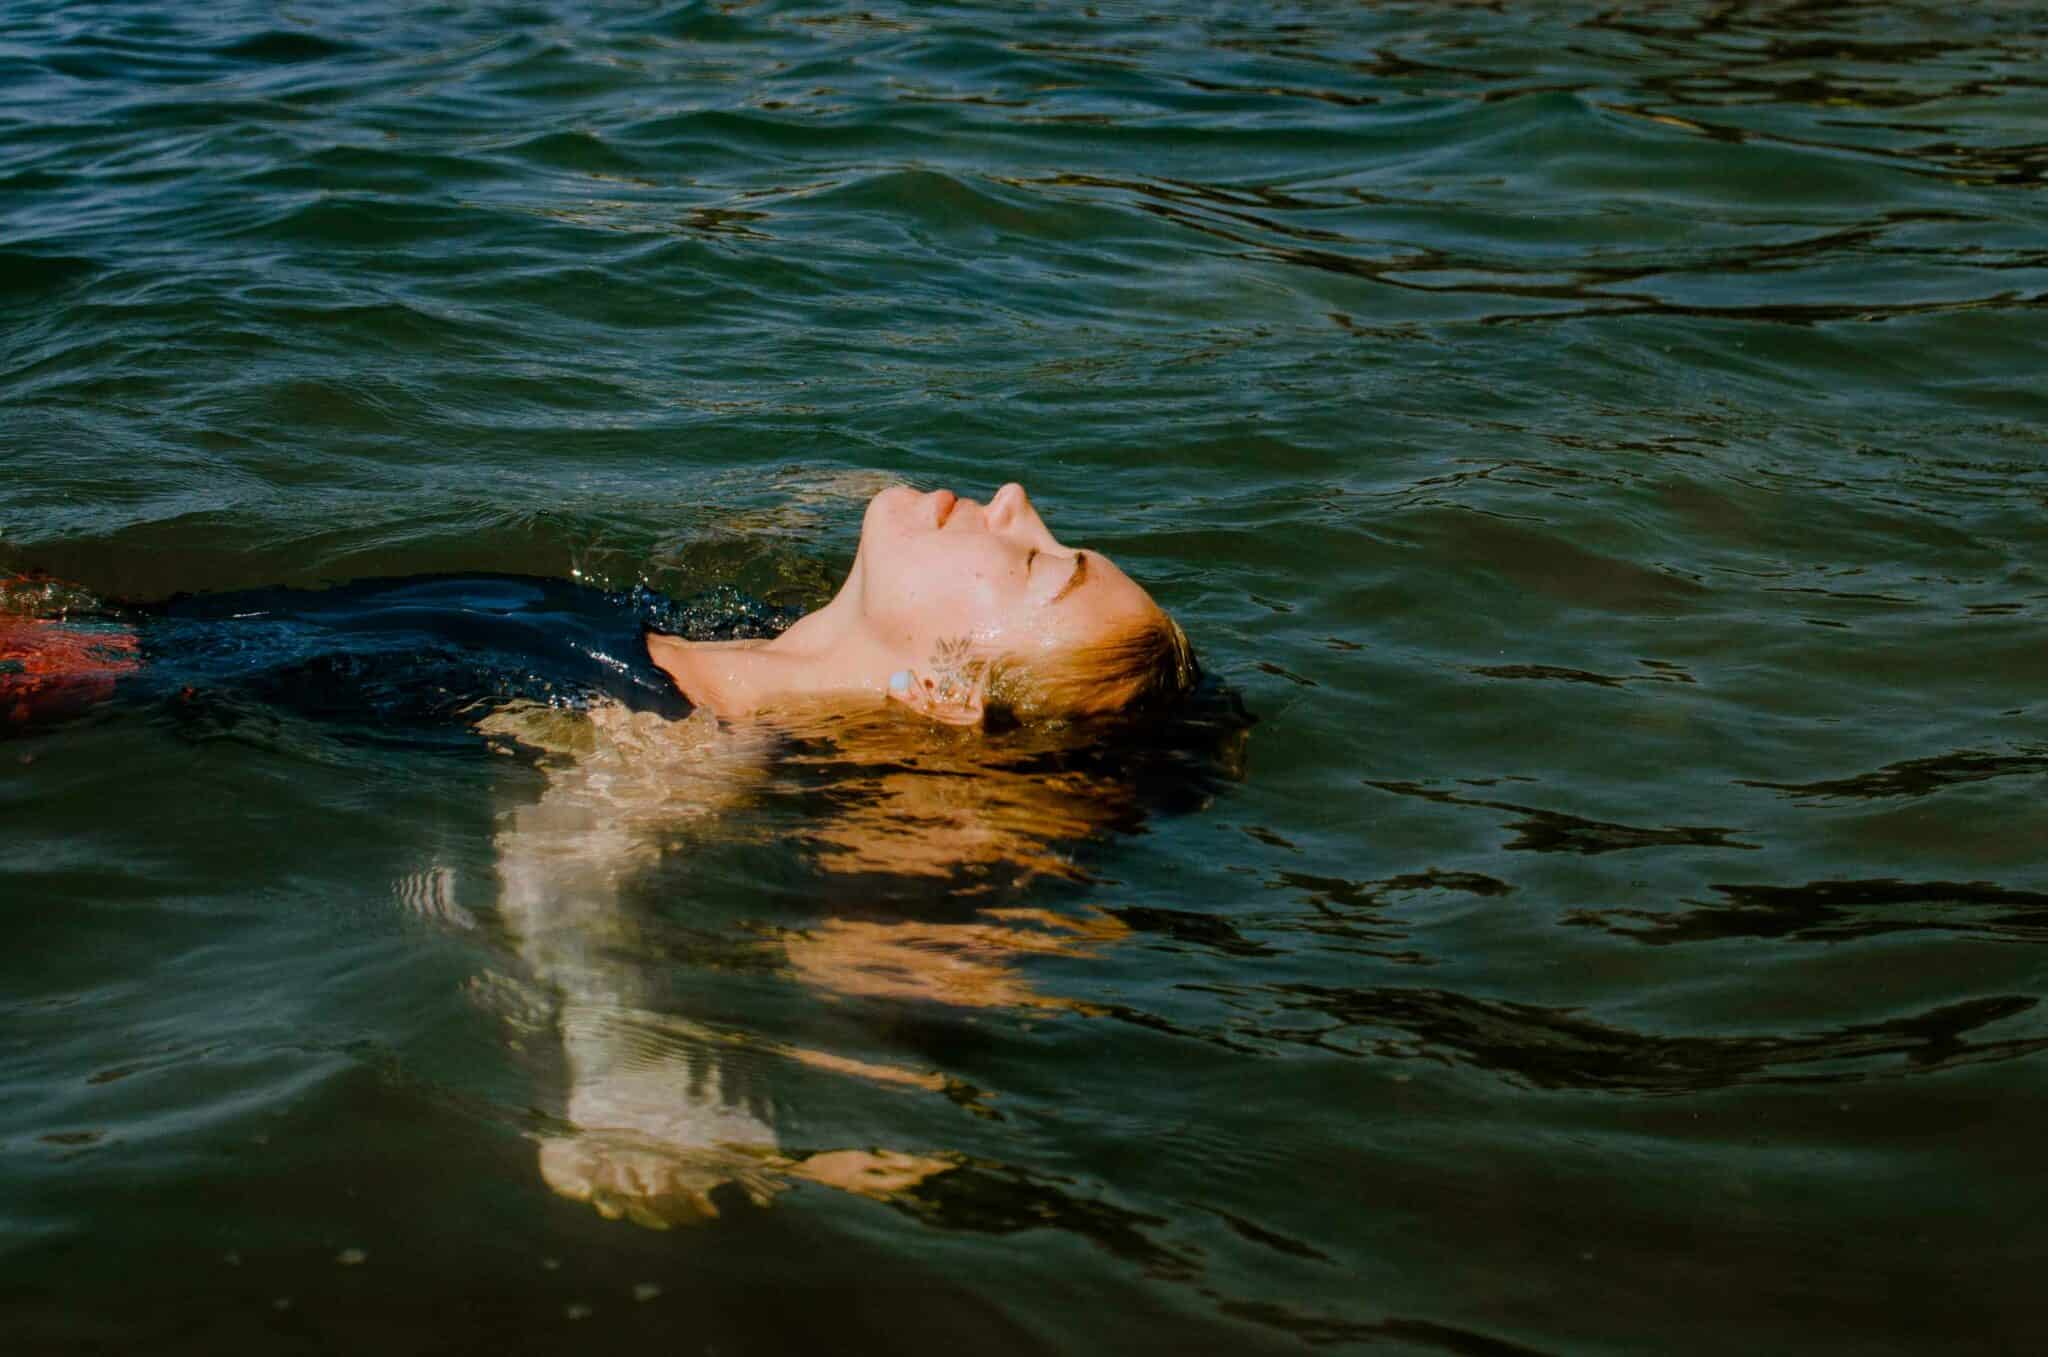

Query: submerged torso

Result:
[5,573,800,739]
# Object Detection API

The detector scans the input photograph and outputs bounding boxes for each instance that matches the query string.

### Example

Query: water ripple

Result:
[6,2,2048,1351]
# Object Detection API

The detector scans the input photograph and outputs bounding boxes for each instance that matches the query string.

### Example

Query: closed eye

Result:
[1050,550,1089,604]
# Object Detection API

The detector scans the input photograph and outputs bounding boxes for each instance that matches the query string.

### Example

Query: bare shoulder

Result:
[645,630,795,717]
[646,632,758,704]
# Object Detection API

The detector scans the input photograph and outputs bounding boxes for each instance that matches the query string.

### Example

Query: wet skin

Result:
[646,482,1166,722]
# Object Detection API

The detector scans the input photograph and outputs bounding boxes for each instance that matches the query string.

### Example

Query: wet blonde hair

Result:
[986,609,1198,722]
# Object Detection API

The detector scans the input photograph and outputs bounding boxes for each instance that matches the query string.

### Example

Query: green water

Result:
[4,2,2047,1352]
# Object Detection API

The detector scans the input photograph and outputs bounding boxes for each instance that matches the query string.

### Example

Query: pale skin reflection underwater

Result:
[484,694,1219,1226]
[487,482,1226,1226]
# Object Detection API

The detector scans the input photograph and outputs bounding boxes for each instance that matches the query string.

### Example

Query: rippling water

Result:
[5,2,2047,1352]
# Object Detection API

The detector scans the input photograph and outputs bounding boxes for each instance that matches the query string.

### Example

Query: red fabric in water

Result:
[1,576,142,725]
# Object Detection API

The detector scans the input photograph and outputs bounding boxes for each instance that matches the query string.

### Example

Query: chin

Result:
[866,483,919,520]
[867,483,942,540]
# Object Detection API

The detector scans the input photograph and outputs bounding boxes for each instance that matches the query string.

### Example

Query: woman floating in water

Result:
[5,483,1235,1227]
[3,481,1196,733]
[647,481,1196,724]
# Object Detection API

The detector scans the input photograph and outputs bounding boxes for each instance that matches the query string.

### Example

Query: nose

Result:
[986,482,1047,538]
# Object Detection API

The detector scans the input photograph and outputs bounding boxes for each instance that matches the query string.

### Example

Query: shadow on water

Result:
[1203,869,1519,966]
[1183,985,2048,1094]
[1739,747,2048,801]
[1365,779,1759,854]
[1568,877,2048,946]
[1581,3,2048,188]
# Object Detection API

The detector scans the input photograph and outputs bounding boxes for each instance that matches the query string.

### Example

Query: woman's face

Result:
[852,482,1160,671]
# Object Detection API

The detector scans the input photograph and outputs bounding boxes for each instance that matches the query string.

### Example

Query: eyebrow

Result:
[1050,551,1089,605]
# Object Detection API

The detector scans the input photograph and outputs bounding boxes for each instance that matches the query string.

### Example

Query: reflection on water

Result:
[481,697,1241,1233]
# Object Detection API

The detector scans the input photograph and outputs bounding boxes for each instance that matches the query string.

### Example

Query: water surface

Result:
[4,2,2047,1352]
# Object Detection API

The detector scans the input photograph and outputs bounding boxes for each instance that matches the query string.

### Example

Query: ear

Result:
[886,668,986,727]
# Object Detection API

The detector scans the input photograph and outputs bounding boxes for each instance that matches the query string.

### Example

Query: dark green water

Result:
[5,1,2047,1352]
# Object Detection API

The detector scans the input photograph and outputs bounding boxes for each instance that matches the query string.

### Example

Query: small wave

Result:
[806,168,1109,242]
[227,195,504,249]
[0,250,96,298]
[496,129,649,177]
[213,30,363,65]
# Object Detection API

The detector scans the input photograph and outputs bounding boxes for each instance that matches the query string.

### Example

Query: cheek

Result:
[932,578,1007,634]
[871,551,1011,640]
[918,566,1003,621]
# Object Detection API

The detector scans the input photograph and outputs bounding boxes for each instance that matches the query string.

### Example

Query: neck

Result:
[646,588,894,718]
